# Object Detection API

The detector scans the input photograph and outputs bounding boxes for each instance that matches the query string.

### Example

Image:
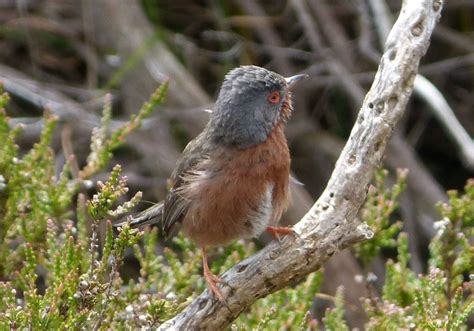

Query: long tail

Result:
[113,201,164,229]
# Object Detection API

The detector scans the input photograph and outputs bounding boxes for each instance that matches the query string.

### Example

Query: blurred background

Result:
[0,0,473,327]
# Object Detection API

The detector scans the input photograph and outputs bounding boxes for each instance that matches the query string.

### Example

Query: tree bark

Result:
[158,0,442,329]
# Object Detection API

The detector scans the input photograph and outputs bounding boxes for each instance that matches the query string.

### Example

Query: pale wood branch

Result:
[159,0,442,329]
[369,0,474,169]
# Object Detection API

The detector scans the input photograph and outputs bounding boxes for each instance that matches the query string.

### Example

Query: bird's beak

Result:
[285,74,308,90]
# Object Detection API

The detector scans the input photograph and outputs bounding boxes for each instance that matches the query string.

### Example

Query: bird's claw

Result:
[203,269,227,302]
[266,226,296,243]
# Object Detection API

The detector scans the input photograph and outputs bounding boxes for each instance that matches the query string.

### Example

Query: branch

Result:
[296,0,445,242]
[369,0,474,169]
[0,63,105,130]
[238,0,291,73]
[159,1,442,329]
[414,75,474,168]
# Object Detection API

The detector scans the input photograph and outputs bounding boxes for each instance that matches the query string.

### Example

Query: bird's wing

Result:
[113,131,211,234]
[162,131,212,239]
[162,187,189,239]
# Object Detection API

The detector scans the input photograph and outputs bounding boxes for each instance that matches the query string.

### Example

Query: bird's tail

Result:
[113,201,164,229]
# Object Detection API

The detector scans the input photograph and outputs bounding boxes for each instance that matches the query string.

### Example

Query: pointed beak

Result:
[285,74,308,90]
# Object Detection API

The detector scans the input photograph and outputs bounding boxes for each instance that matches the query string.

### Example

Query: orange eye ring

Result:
[267,91,281,104]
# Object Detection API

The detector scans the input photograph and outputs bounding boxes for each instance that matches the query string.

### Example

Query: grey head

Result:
[208,65,307,149]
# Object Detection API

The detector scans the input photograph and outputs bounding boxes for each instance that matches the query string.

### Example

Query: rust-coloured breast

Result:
[181,123,291,247]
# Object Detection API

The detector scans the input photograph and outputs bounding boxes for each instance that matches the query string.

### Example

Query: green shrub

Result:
[0,85,472,329]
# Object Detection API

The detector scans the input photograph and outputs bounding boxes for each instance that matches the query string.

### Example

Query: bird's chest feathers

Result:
[181,124,290,244]
[225,123,290,178]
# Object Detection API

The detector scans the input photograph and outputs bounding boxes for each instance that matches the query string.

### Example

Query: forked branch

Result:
[159,1,443,329]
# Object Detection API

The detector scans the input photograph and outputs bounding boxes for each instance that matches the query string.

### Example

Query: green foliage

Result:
[87,164,142,221]
[430,179,474,303]
[323,286,349,331]
[103,35,159,91]
[381,234,418,307]
[80,80,169,178]
[234,271,322,330]
[0,83,473,329]
[0,83,177,329]
[355,168,406,267]
[363,180,474,330]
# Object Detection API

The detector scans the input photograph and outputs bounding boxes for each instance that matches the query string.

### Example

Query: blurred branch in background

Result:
[368,0,474,169]
[291,0,442,277]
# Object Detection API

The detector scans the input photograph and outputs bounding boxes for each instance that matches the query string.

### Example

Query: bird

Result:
[115,65,307,301]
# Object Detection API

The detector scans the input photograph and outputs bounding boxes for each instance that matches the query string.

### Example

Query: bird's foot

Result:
[201,246,228,302]
[266,226,295,242]
[203,267,226,302]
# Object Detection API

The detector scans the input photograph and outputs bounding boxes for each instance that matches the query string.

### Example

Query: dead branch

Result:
[238,0,291,73]
[158,0,442,329]
[0,63,104,130]
[369,0,474,169]
[294,0,445,243]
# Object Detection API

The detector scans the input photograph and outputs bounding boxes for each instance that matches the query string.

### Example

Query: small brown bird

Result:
[116,65,307,301]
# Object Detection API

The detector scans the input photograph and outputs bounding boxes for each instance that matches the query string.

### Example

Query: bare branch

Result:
[238,0,291,73]
[414,75,474,168]
[158,0,442,329]
[368,0,474,169]
[0,63,106,130]
[308,0,355,69]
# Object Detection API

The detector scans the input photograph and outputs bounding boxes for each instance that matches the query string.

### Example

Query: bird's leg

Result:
[266,226,295,241]
[201,247,225,302]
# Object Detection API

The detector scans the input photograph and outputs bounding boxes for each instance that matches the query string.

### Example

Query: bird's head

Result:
[208,65,307,149]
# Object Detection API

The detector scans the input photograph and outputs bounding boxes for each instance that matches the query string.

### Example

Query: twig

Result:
[308,0,356,69]
[238,0,291,73]
[414,75,474,167]
[434,25,474,53]
[420,53,474,75]
[357,0,384,64]
[0,64,109,130]
[366,0,392,41]
[81,0,99,88]
[158,0,442,329]
[291,0,367,108]
[96,0,211,108]
[15,1,41,78]
[61,124,81,179]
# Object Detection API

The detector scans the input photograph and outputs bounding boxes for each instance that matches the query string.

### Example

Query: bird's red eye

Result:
[267,91,281,104]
